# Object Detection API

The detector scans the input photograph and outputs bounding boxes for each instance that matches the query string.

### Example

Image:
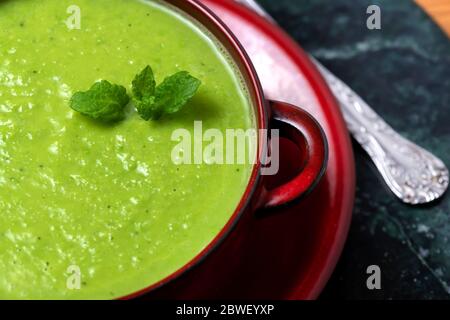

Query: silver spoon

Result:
[235,0,449,204]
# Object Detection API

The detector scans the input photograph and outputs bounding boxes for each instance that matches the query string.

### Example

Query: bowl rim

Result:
[121,0,268,299]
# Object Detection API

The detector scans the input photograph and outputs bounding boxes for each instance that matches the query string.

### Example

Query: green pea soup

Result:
[0,0,256,299]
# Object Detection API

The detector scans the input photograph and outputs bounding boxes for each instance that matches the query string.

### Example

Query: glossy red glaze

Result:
[126,0,355,300]
[262,101,328,208]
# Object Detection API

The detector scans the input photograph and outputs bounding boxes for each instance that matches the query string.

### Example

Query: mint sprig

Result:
[132,66,201,121]
[69,65,201,123]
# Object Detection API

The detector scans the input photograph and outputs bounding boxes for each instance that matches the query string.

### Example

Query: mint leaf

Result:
[134,96,157,121]
[132,67,201,121]
[154,71,202,114]
[70,80,130,122]
[132,65,156,100]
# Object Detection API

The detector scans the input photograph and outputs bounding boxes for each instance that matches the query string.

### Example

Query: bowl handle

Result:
[260,100,328,209]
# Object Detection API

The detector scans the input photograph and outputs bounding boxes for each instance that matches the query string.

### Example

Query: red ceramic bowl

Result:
[122,0,328,299]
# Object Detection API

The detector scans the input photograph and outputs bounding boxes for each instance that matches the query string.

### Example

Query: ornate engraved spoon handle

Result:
[236,0,449,204]
[312,60,448,204]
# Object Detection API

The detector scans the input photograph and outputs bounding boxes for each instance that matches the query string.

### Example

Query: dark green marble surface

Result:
[258,0,450,299]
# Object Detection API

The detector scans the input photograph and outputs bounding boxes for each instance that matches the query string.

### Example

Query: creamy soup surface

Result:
[0,0,255,299]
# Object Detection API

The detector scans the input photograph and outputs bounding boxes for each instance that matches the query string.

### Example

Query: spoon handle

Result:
[235,0,449,204]
[312,59,448,204]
